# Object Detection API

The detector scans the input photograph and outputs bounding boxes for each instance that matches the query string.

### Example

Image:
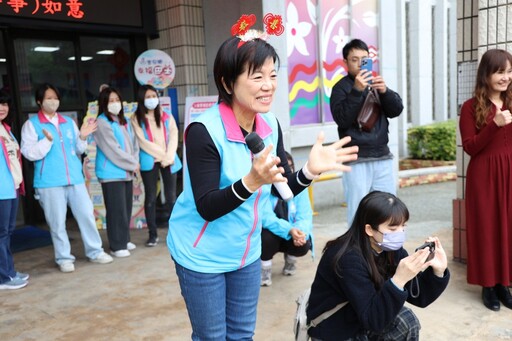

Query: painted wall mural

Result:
[286,0,378,125]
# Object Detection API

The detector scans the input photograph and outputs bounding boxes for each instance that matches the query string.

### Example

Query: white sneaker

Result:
[59,262,75,273]
[110,249,131,258]
[127,242,136,251]
[261,266,272,286]
[89,252,114,264]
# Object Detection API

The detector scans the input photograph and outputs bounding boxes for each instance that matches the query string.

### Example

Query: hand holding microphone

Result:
[245,132,294,201]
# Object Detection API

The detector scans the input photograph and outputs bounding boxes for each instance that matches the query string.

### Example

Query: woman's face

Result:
[489,61,512,94]
[109,92,121,103]
[144,89,158,100]
[231,57,277,116]
[365,219,407,244]
[0,102,8,122]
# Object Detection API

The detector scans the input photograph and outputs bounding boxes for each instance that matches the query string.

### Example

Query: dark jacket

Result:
[307,247,450,341]
[330,75,403,158]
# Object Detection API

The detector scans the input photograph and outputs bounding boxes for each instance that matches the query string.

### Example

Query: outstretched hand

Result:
[80,119,98,140]
[306,132,359,175]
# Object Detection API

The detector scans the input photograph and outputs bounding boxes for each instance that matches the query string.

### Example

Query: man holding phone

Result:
[330,39,404,226]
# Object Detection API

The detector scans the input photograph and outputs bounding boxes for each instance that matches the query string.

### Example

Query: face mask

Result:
[108,102,122,115]
[376,230,406,251]
[42,99,59,113]
[144,98,159,110]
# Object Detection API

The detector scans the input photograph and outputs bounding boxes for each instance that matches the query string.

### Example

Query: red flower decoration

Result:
[231,14,257,36]
[263,13,284,36]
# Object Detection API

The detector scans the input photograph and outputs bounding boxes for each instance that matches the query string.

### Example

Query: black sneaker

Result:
[146,236,159,247]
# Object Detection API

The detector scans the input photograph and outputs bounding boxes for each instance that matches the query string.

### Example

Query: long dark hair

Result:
[134,84,161,128]
[97,87,126,125]
[0,89,12,125]
[324,191,409,288]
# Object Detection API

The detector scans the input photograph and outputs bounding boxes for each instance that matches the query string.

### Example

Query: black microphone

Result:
[245,132,293,201]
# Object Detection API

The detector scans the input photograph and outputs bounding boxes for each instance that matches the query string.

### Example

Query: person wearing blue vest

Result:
[131,84,180,247]
[0,90,29,290]
[94,87,139,258]
[166,22,359,340]
[21,83,113,273]
[260,151,314,287]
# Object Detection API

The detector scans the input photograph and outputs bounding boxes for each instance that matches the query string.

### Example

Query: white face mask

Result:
[108,102,122,115]
[144,98,159,110]
[42,99,59,113]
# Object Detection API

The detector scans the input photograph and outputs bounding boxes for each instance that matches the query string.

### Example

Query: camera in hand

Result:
[415,241,435,262]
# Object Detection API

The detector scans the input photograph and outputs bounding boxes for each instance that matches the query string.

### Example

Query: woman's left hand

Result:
[80,120,98,140]
[424,237,448,277]
[306,132,359,175]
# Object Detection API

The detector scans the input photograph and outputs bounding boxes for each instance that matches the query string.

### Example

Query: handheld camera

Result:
[415,241,435,262]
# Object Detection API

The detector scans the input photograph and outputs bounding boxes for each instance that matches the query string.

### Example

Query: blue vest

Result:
[0,129,17,199]
[29,113,84,188]
[167,103,279,273]
[95,114,133,180]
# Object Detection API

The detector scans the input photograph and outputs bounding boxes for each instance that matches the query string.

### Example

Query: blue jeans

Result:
[174,259,261,341]
[343,159,396,226]
[0,196,18,283]
[36,184,104,264]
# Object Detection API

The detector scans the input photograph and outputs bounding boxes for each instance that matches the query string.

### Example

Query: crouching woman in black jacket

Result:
[307,191,449,341]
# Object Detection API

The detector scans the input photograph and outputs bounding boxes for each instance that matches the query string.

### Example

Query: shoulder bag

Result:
[356,87,381,132]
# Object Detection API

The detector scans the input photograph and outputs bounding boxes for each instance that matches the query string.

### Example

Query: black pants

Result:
[260,228,311,261]
[101,181,133,251]
[141,163,177,238]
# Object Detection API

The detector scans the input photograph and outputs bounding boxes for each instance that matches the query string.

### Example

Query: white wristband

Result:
[302,161,319,180]
[241,177,256,193]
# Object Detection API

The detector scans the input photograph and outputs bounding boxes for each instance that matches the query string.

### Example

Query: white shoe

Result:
[59,262,75,273]
[127,242,136,251]
[261,266,272,286]
[110,249,131,258]
[89,252,114,264]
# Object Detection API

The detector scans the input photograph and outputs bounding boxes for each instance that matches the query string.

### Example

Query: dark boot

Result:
[495,284,512,310]
[482,287,500,311]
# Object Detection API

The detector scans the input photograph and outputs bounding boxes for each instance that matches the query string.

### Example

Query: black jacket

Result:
[307,247,450,341]
[330,75,403,158]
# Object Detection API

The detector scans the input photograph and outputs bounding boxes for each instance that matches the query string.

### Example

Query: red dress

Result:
[459,98,512,287]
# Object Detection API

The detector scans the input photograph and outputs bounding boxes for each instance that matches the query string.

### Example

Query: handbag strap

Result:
[309,301,349,328]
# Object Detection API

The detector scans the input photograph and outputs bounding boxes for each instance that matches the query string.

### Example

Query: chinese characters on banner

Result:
[134,49,176,90]
[0,0,84,19]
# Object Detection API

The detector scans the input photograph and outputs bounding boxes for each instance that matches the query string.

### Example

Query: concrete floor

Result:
[2,181,512,340]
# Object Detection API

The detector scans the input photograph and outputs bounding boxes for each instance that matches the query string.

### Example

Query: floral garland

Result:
[231,13,284,47]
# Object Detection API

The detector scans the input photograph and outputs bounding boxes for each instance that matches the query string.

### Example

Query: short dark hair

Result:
[98,86,127,125]
[134,84,162,128]
[214,36,280,106]
[35,83,60,107]
[342,39,369,60]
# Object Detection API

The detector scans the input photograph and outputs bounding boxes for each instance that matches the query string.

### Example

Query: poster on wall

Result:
[83,101,146,230]
[134,49,175,90]
[285,0,378,124]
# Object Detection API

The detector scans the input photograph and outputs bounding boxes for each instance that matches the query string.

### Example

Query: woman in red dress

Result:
[459,49,512,311]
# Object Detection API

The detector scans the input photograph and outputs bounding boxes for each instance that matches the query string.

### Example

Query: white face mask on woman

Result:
[42,99,60,113]
[108,102,122,115]
[144,98,159,110]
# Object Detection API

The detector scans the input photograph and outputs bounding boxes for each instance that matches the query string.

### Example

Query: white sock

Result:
[261,260,272,268]
[286,255,297,263]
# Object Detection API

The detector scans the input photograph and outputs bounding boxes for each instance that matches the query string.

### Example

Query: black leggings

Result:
[261,228,311,261]
[140,163,177,237]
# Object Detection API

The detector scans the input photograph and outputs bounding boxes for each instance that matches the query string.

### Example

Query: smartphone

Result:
[360,58,373,84]
[415,241,435,262]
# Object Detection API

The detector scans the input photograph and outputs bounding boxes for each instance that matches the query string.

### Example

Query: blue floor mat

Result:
[10,225,53,253]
